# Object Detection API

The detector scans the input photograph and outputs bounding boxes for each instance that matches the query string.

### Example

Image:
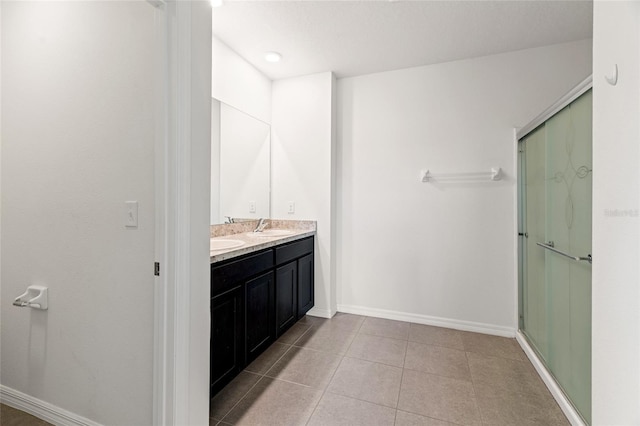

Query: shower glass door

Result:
[519,89,592,424]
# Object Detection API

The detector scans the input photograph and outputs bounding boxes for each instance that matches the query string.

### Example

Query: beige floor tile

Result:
[359,317,410,340]
[277,323,311,344]
[307,392,396,426]
[462,332,526,361]
[398,370,481,425]
[0,404,49,426]
[293,325,357,354]
[404,341,470,380]
[327,356,403,408]
[408,324,465,350]
[297,315,329,327]
[244,342,291,375]
[317,312,365,332]
[210,371,262,420]
[265,346,342,389]
[467,352,547,397]
[222,377,323,425]
[476,391,570,426]
[346,334,407,367]
[394,410,457,426]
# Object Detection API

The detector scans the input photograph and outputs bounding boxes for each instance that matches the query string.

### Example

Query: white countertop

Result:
[210,229,316,264]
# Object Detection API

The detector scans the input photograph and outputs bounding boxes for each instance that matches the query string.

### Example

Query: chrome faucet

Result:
[224,216,235,224]
[254,218,268,232]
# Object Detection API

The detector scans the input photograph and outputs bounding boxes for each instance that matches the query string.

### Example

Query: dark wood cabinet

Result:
[210,235,314,398]
[210,285,244,396]
[297,253,314,319]
[245,271,274,363]
[275,261,297,337]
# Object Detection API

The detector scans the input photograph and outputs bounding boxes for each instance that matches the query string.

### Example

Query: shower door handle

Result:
[536,242,592,264]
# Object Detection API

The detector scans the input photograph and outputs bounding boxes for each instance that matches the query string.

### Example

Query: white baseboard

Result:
[515,332,586,426]
[337,304,516,337]
[306,307,334,319]
[0,385,101,426]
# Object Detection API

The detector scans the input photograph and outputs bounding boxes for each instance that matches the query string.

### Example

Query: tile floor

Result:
[0,314,569,426]
[210,314,569,426]
[0,403,53,426]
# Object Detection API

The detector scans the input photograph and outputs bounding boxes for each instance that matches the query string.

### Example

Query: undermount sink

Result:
[247,229,296,237]
[210,239,245,251]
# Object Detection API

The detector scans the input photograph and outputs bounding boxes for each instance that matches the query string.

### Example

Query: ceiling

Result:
[212,0,593,81]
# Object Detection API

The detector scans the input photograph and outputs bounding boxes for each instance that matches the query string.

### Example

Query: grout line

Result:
[395,410,469,426]
[354,316,366,334]
[464,350,486,425]
[394,405,469,426]
[304,314,366,425]
[357,329,411,342]
[394,371,404,425]
[303,352,346,425]
[268,377,313,388]
[393,340,409,424]
[407,339,465,351]
[217,340,297,423]
[401,365,474,383]
[216,374,265,424]
[342,353,404,370]
[261,341,296,378]
[289,342,348,356]
[323,389,399,411]
[401,340,408,369]
[289,323,313,346]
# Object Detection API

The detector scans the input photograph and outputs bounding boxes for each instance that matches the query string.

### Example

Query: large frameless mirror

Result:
[211,99,271,225]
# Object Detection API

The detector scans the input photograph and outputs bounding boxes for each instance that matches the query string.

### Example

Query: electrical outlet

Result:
[249,201,256,213]
[288,201,295,214]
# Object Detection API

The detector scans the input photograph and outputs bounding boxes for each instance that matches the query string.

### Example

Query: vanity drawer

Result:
[211,249,274,296]
[275,237,314,266]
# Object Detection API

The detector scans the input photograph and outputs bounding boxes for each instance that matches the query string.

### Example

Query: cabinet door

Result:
[245,271,274,363]
[275,261,297,337]
[211,286,244,396]
[297,253,314,319]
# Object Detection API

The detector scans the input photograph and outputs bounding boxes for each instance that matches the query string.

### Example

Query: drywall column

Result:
[187,2,213,424]
[1,2,156,424]
[271,72,337,317]
[592,1,640,423]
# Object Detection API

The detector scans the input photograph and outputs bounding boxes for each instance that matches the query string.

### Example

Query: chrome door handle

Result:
[536,242,592,264]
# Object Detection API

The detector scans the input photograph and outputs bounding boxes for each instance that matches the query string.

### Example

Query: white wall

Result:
[1,2,156,424]
[336,39,592,334]
[211,36,272,124]
[272,72,337,317]
[592,1,640,423]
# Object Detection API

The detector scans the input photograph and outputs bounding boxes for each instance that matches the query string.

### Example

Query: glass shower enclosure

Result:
[518,84,592,424]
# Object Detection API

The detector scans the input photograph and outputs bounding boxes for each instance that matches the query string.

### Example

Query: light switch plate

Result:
[125,201,138,227]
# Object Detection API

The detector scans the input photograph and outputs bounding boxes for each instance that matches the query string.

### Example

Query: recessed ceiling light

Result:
[264,52,282,63]
[210,0,223,7]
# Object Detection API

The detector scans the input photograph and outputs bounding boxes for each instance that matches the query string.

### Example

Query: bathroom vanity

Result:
[209,225,315,397]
